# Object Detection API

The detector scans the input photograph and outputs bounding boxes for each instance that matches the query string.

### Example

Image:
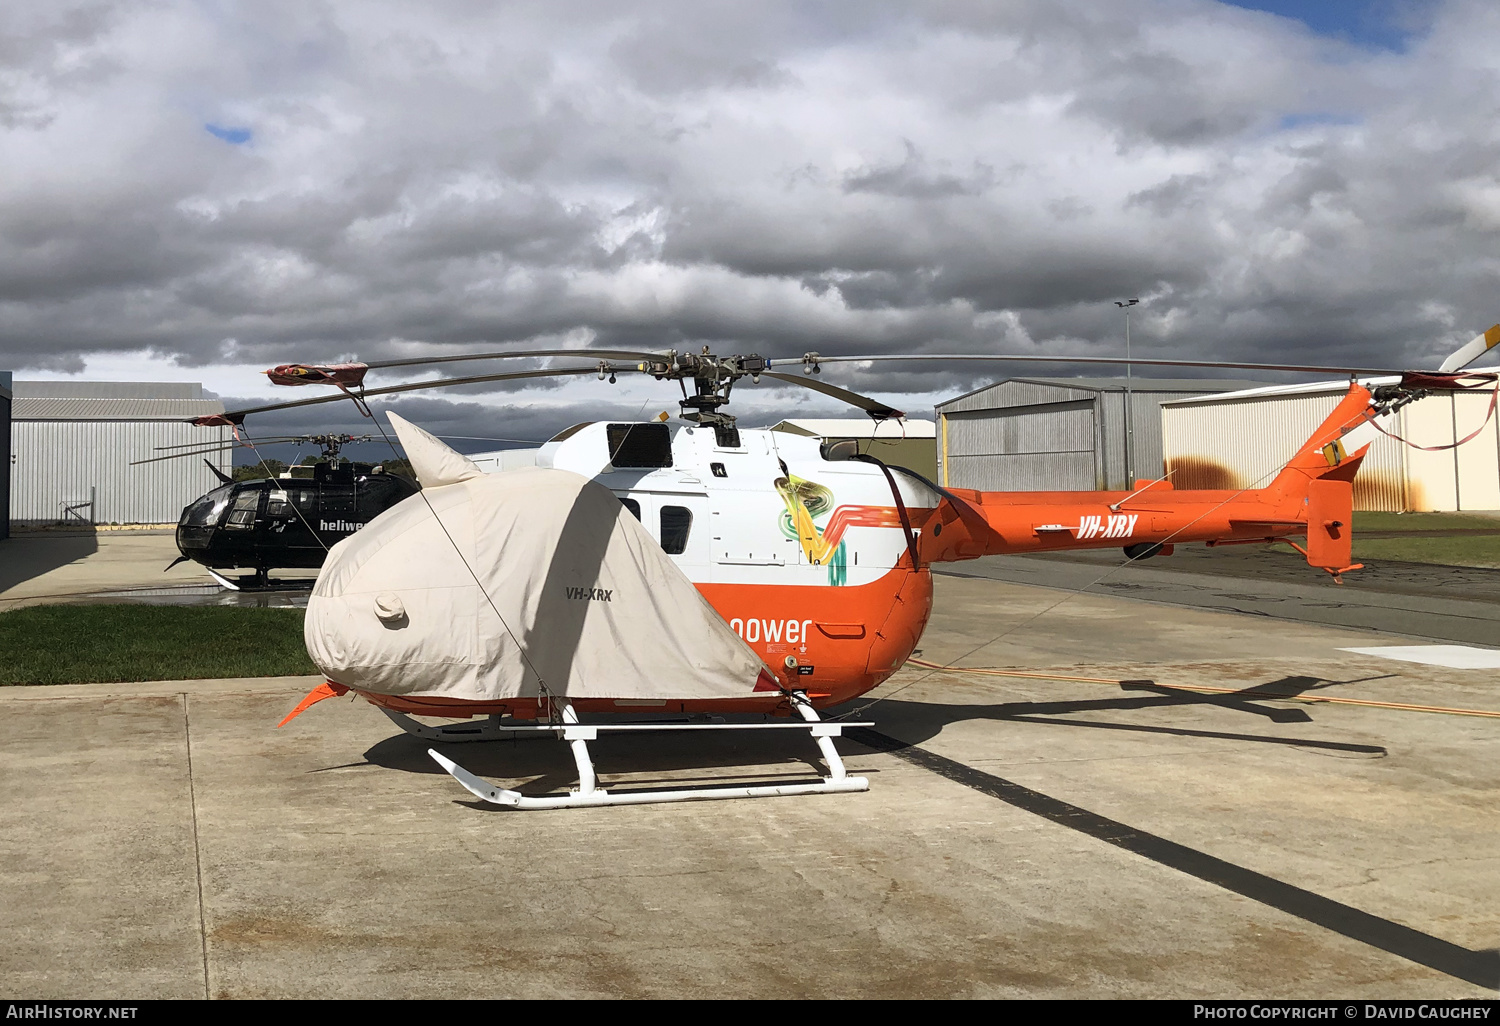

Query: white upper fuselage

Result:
[500,422,938,589]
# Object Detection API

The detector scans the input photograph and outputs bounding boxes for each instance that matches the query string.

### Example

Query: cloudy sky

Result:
[3,0,1498,457]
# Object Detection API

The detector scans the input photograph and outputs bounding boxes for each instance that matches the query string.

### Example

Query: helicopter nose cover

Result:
[303,464,772,702]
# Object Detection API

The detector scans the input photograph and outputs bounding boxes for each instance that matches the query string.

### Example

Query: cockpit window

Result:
[182,485,235,528]
[618,496,641,520]
[223,490,261,531]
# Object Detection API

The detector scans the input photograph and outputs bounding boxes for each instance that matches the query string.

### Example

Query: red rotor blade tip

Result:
[265,363,369,387]
[191,413,245,427]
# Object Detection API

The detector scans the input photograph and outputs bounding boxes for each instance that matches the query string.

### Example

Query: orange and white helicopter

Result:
[194,327,1500,809]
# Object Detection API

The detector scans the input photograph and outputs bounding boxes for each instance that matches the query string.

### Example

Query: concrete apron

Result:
[0,576,1497,998]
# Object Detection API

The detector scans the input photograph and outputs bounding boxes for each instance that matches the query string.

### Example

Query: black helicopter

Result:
[145,434,420,590]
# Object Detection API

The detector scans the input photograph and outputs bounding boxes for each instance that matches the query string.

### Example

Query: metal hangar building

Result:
[1162,380,1500,512]
[935,377,1263,492]
[0,373,10,541]
[8,380,230,527]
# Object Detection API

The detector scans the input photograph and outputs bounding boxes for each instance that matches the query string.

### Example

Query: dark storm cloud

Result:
[843,142,996,199]
[4,0,1500,417]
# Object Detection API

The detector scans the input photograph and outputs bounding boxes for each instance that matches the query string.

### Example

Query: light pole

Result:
[1115,299,1139,488]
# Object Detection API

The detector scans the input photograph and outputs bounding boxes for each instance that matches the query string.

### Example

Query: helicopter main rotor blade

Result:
[792,353,1417,377]
[195,366,604,425]
[755,371,905,420]
[152,436,303,451]
[359,347,666,372]
[131,443,256,465]
[267,348,668,386]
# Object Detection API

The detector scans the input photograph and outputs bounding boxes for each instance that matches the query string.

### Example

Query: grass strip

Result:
[1354,535,1500,569]
[0,604,316,685]
[1348,512,1500,568]
[1352,511,1500,533]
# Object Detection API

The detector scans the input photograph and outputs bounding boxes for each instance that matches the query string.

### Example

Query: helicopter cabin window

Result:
[606,423,673,469]
[224,490,261,530]
[617,496,641,520]
[659,505,692,554]
[265,488,314,519]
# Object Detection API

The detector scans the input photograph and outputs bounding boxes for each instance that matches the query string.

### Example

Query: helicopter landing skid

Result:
[205,569,315,592]
[427,694,871,810]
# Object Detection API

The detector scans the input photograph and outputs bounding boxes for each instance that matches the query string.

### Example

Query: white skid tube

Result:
[427,694,871,810]
[205,568,242,591]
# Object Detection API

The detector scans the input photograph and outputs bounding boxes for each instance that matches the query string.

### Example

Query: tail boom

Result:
[915,383,1379,575]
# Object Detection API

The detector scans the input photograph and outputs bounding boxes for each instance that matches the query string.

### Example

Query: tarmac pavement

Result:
[948,546,1500,646]
[0,531,311,610]
[1,573,1496,998]
[0,531,213,609]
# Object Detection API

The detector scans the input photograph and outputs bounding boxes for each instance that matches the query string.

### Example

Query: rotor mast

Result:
[297,433,372,465]
[631,348,767,436]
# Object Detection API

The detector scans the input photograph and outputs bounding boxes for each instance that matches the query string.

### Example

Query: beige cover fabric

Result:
[304,464,771,701]
[386,411,484,487]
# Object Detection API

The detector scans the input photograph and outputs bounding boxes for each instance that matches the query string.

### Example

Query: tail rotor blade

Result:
[1437,325,1500,373]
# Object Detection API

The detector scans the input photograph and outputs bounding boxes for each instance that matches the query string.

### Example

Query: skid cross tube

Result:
[426,694,872,809]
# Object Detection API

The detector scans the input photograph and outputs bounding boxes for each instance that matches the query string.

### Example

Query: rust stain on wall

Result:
[1165,455,1242,491]
[1167,457,1416,512]
[1351,469,1408,512]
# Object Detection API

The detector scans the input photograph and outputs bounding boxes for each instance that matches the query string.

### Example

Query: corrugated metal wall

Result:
[1162,389,1500,512]
[1399,391,1500,511]
[11,421,231,524]
[1095,388,1196,490]
[938,379,1232,491]
[1166,392,1343,488]
[0,381,10,540]
[944,400,1098,490]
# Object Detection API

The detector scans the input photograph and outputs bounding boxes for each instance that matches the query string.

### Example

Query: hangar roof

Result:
[11,380,225,421]
[936,376,1269,415]
[769,418,936,439]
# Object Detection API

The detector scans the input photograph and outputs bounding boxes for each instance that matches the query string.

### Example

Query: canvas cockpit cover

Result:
[304,460,772,702]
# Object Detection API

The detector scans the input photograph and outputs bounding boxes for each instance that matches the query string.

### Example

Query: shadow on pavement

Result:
[840,673,1393,755]
[352,670,1390,793]
[358,724,835,796]
[0,531,99,595]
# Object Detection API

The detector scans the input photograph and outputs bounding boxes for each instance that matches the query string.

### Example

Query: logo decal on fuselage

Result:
[319,519,366,532]
[730,618,812,645]
[1077,513,1138,540]
[772,473,906,587]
